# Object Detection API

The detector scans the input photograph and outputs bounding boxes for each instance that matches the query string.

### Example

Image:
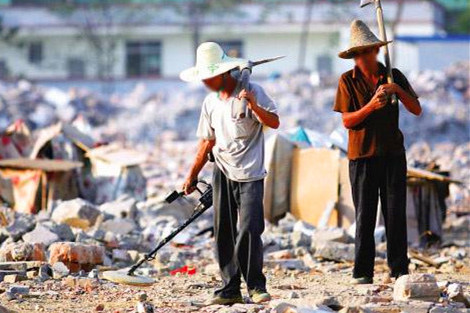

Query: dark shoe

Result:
[350,277,373,285]
[249,289,271,303]
[206,294,244,305]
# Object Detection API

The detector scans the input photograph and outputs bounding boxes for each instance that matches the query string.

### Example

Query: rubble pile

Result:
[0,204,468,311]
[0,63,468,147]
[0,63,468,311]
[96,61,470,146]
[0,81,118,132]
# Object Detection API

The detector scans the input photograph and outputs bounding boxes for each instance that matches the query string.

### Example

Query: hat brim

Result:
[338,40,392,59]
[179,59,246,82]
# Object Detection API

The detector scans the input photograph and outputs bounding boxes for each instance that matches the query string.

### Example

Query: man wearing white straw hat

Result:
[334,20,422,284]
[181,42,279,304]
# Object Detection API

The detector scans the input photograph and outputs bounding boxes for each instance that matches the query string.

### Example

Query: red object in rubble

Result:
[169,265,196,276]
[1,135,11,146]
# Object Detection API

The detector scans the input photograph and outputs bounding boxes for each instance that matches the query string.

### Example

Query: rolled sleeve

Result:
[196,99,215,140]
[393,68,419,99]
[333,75,353,113]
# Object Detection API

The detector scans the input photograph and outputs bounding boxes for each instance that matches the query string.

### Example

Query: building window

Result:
[67,58,85,79]
[126,41,162,78]
[0,60,7,79]
[316,55,332,75]
[28,42,43,65]
[211,40,244,58]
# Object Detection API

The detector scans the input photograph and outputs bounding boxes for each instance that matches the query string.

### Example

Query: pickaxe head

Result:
[360,0,375,7]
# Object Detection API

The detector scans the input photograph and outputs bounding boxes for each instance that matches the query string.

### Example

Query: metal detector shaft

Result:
[127,203,211,276]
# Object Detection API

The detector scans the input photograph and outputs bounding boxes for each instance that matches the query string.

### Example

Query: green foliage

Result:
[447,7,470,34]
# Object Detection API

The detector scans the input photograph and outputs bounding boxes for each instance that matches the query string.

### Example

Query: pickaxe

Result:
[234,55,285,118]
[360,0,398,105]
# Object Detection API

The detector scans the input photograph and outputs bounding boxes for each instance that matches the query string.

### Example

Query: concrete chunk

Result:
[312,228,351,245]
[51,198,101,229]
[100,218,137,235]
[393,274,440,302]
[99,197,137,219]
[52,262,70,279]
[0,242,46,262]
[313,242,355,262]
[22,224,60,247]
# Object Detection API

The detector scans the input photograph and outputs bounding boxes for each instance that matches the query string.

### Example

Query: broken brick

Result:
[48,242,105,272]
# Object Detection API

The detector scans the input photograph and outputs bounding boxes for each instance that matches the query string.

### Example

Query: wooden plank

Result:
[0,158,82,172]
[290,148,339,227]
[407,167,461,184]
[408,250,438,267]
[87,144,147,167]
[0,261,45,271]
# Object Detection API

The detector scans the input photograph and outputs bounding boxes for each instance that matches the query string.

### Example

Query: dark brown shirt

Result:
[333,63,418,160]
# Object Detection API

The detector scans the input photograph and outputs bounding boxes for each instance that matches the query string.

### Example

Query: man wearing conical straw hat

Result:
[181,42,279,304]
[334,20,422,284]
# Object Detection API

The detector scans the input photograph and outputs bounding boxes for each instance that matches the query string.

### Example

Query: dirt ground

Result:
[2,254,470,313]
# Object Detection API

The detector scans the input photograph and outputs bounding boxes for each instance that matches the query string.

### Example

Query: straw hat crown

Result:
[338,19,392,59]
[180,42,246,82]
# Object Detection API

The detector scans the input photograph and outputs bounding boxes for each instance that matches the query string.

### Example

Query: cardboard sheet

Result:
[0,169,42,214]
[337,157,355,228]
[264,134,295,223]
[290,148,340,226]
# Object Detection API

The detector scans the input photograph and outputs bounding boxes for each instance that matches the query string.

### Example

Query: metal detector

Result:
[103,181,213,286]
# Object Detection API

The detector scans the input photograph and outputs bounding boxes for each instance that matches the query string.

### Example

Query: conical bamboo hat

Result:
[339,19,392,59]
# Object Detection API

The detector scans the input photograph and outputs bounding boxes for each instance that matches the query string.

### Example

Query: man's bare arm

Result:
[183,139,215,194]
[378,83,422,116]
[239,89,280,129]
[251,105,280,129]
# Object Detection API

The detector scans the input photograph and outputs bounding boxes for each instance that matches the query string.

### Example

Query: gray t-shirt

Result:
[196,82,278,182]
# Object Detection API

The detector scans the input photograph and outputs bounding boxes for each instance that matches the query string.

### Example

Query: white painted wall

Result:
[0,25,457,80]
[417,41,470,71]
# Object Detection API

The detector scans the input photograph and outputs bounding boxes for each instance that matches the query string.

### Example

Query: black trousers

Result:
[212,166,267,297]
[349,154,409,278]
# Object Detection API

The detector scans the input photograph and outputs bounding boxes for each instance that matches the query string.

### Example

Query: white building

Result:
[0,1,456,81]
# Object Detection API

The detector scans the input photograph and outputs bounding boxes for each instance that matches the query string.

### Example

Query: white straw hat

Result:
[180,42,246,82]
[339,19,392,59]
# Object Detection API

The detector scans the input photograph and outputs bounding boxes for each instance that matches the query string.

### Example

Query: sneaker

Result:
[206,294,244,305]
[350,277,373,285]
[249,289,271,303]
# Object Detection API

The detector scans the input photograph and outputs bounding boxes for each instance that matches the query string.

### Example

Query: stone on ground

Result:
[393,274,440,302]
[52,261,70,279]
[2,214,36,241]
[51,198,101,229]
[100,218,137,235]
[22,224,60,247]
[99,196,137,219]
[0,242,46,262]
[312,228,351,245]
[313,242,355,262]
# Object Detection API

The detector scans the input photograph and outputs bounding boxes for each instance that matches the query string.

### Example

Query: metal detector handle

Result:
[236,67,252,118]
[374,0,398,106]
[128,182,213,276]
